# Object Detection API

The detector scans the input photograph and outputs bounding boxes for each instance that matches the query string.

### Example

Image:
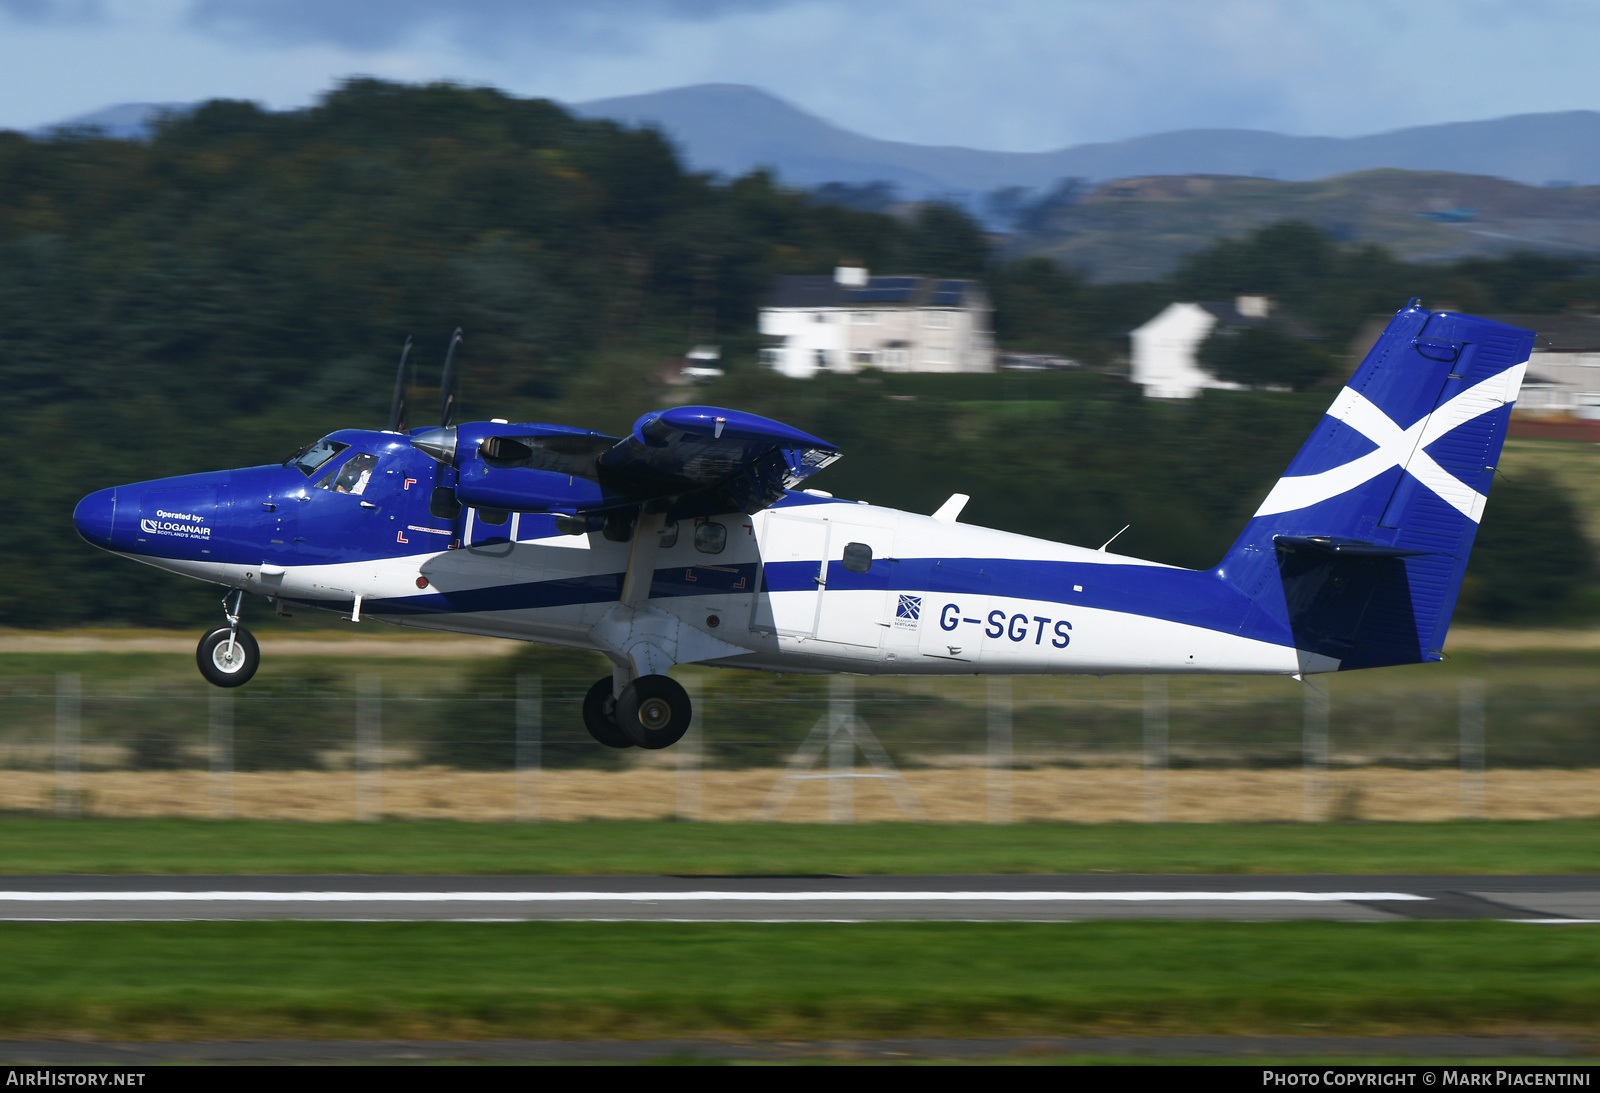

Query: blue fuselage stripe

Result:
[360,555,1297,649]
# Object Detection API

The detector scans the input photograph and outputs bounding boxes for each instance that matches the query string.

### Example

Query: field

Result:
[2,816,1599,875]
[2,631,1597,1054]
[0,920,1596,1042]
[3,818,1599,1050]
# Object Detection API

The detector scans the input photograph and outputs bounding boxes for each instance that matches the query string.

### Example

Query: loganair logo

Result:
[140,509,211,539]
[1254,362,1526,524]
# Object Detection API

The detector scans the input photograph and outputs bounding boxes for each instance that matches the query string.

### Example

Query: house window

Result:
[814,349,829,369]
[759,348,782,367]
[923,311,951,329]
[851,350,876,366]
[813,312,828,323]
[881,349,908,368]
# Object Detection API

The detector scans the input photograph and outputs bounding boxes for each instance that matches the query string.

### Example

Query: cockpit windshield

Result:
[285,438,348,477]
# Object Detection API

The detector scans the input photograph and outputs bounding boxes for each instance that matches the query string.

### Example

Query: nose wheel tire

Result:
[197,625,260,688]
[617,674,692,750]
[582,676,636,749]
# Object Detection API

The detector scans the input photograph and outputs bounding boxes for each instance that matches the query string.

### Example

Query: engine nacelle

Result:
[455,460,610,513]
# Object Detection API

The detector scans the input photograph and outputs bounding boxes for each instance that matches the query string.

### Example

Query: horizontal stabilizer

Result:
[1273,535,1429,558]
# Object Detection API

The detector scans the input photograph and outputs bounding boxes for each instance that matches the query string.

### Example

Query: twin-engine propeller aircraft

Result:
[74,302,1532,750]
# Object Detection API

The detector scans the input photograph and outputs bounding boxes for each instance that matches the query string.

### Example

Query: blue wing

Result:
[451,406,840,518]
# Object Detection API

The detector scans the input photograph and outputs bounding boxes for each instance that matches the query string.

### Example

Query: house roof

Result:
[1197,301,1321,340]
[1484,314,1600,352]
[765,275,984,310]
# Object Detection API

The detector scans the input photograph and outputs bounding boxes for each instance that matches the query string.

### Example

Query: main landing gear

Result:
[583,674,693,750]
[197,590,260,688]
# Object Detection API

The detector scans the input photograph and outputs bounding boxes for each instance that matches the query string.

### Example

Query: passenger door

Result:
[814,520,896,648]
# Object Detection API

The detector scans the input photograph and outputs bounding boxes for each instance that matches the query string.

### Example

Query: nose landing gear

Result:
[197,590,260,687]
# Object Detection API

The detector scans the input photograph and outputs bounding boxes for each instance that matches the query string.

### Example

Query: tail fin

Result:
[1220,301,1532,670]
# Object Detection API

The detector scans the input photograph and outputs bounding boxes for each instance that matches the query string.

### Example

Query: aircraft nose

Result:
[73,487,118,548]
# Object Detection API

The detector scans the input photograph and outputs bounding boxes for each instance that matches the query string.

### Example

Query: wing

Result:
[446,407,840,518]
[600,406,840,514]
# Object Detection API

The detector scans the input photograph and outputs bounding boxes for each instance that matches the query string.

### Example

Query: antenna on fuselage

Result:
[1098,524,1130,552]
[387,336,412,432]
[439,328,464,428]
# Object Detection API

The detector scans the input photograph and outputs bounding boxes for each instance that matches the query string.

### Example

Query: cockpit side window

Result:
[286,438,349,477]
[326,452,378,496]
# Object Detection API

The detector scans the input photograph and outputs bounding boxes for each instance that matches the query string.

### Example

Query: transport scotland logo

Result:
[895,595,921,630]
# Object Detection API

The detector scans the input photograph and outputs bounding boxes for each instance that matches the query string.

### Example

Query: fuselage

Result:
[72,425,1326,678]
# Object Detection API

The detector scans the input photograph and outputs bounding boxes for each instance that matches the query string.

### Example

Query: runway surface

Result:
[1,875,1597,921]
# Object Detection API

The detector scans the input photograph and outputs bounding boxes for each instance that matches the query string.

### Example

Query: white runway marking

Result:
[0,890,1430,903]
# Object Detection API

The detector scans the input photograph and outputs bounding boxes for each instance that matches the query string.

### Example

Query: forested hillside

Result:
[1,80,1593,628]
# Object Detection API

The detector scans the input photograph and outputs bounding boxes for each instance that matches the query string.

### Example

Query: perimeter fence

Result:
[3,670,1598,823]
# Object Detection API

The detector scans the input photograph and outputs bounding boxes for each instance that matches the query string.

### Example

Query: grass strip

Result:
[1,818,1599,875]
[0,921,1596,1041]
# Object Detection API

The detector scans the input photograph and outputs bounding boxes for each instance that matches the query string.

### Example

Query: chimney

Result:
[1236,294,1271,319]
[834,265,868,287]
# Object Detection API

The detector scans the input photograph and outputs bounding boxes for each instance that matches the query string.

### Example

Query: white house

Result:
[1130,295,1315,398]
[759,267,995,379]
[1485,314,1600,420]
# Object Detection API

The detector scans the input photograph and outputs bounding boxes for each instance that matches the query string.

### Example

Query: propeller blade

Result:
[439,328,464,428]
[387,336,412,432]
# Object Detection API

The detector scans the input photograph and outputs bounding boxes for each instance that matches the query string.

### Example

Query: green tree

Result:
[1458,471,1595,623]
[1197,325,1333,391]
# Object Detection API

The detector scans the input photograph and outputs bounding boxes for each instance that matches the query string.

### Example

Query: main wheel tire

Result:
[616,674,692,750]
[197,625,260,688]
[582,676,635,749]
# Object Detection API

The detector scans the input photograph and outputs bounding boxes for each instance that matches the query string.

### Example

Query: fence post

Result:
[1143,675,1168,822]
[1460,678,1486,819]
[829,675,854,824]
[987,676,1012,824]
[1303,684,1329,822]
[209,689,233,820]
[356,676,381,822]
[678,675,702,822]
[515,674,541,823]
[55,673,80,818]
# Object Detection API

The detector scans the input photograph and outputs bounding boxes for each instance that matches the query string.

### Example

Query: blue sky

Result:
[3,0,1600,149]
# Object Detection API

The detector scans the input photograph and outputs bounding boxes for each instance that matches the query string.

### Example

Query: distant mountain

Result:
[25,102,191,140]
[1004,170,1600,282]
[572,84,1600,196]
[31,86,1600,202]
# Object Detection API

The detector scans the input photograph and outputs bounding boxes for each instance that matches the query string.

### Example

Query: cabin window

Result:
[478,508,509,526]
[659,520,679,548]
[331,453,378,495]
[694,521,726,554]
[286,438,348,476]
[841,542,873,573]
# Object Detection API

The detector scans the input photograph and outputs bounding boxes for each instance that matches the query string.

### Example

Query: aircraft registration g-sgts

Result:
[73,303,1532,750]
